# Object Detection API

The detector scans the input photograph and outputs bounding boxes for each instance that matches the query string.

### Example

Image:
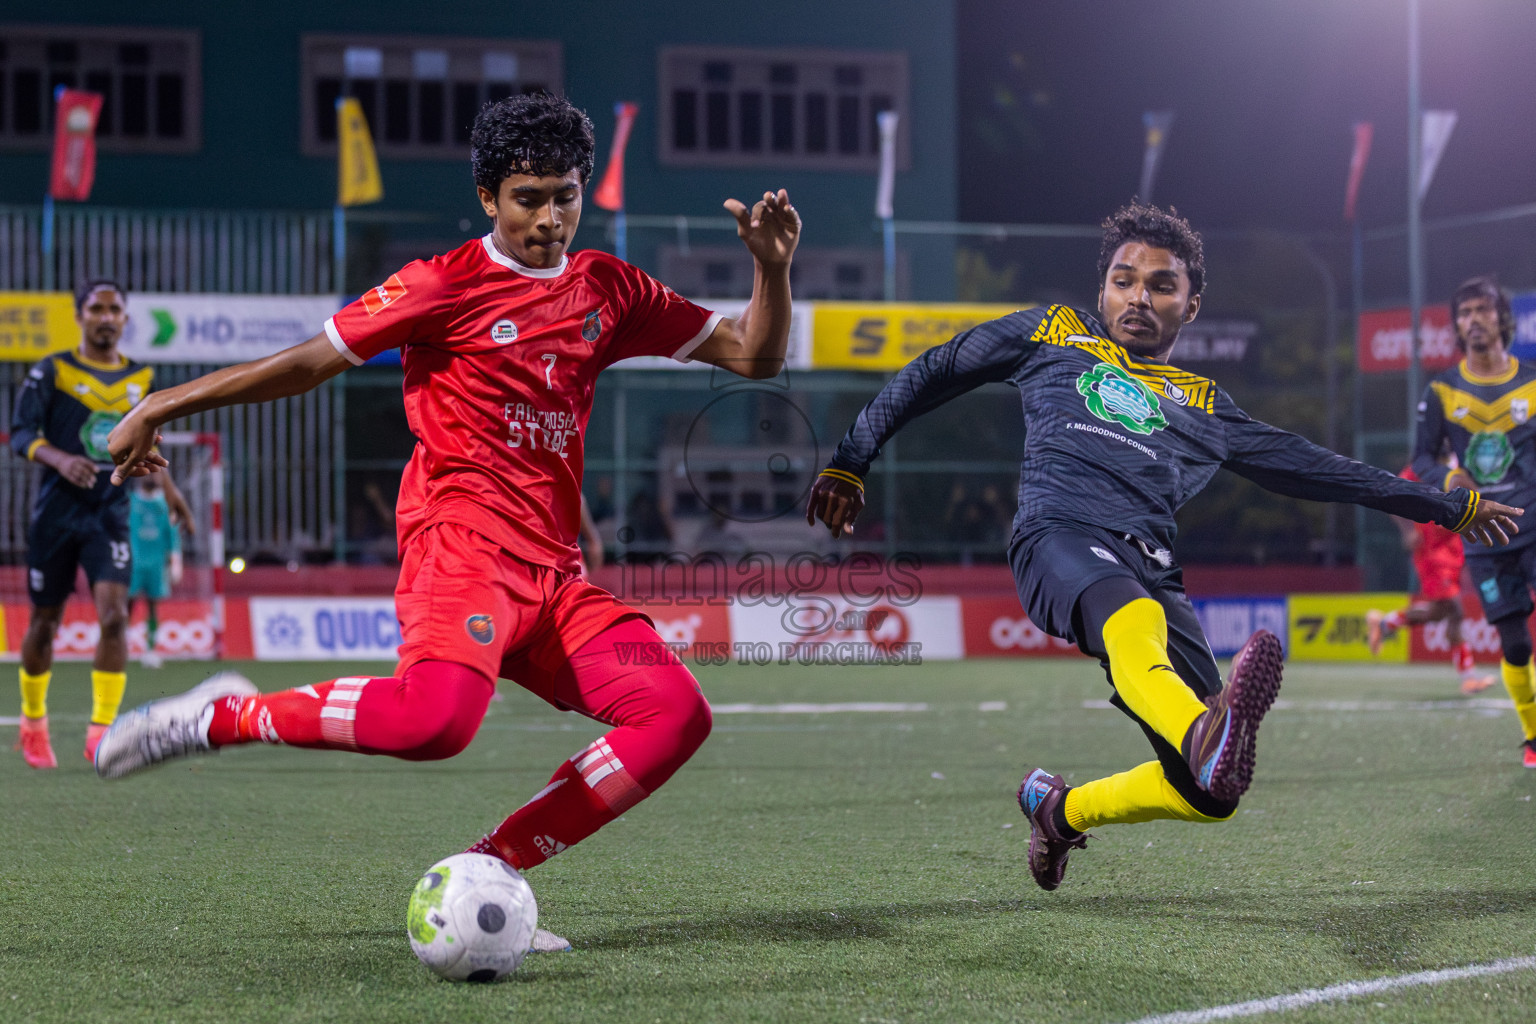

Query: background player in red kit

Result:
[1367,451,1495,694]
[94,94,800,944]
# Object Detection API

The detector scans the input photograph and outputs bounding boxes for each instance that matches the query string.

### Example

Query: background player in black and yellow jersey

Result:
[1412,276,1536,768]
[9,280,191,767]
[808,203,1520,891]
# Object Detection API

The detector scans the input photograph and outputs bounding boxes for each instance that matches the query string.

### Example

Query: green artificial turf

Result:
[3,656,1536,1023]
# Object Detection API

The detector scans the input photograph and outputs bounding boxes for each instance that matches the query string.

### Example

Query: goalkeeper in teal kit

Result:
[128,475,183,668]
[807,202,1522,890]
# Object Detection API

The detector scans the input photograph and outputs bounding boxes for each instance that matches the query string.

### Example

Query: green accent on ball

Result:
[406,866,450,944]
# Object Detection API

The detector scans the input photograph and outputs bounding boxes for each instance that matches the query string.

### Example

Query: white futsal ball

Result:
[407,853,538,982]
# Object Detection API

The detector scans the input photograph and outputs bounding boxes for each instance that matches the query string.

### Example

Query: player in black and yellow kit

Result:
[807,204,1521,890]
[9,280,191,767]
[1412,276,1536,768]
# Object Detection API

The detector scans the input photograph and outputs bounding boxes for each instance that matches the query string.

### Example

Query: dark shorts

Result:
[1008,520,1223,699]
[1009,519,1234,816]
[27,498,132,606]
[1466,543,1536,624]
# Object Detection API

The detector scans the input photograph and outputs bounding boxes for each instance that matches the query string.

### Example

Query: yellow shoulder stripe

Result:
[53,361,153,414]
[1429,378,1536,434]
[1029,304,1216,414]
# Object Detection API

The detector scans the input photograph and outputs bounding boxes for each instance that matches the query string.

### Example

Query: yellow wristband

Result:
[818,468,865,492]
[1453,490,1480,533]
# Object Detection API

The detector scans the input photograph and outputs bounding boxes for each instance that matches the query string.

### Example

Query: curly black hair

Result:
[74,277,127,311]
[1097,201,1206,296]
[1450,274,1514,349]
[470,93,596,194]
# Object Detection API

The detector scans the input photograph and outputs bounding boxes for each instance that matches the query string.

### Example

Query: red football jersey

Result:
[1399,465,1463,567]
[326,236,721,571]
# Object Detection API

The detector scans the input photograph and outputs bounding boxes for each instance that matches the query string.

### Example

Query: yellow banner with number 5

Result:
[811,303,1025,370]
[1288,593,1411,662]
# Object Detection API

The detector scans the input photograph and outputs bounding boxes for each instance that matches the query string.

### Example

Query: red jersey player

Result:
[1367,456,1495,694]
[94,94,800,948]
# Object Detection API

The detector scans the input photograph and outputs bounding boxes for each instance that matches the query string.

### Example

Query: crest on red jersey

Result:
[361,274,408,315]
[582,309,603,343]
[465,614,495,645]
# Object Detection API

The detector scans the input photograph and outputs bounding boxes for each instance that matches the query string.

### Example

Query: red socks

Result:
[1453,642,1475,675]
[474,619,712,870]
[207,660,493,759]
[204,618,710,874]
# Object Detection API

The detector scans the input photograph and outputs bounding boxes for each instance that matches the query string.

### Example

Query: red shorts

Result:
[394,522,646,704]
[1414,551,1463,602]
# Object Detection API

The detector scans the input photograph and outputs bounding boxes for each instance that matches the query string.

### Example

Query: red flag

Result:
[49,89,104,201]
[1343,122,1373,223]
[593,102,639,212]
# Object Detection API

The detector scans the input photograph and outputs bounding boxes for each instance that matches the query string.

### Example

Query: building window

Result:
[660,246,898,302]
[301,34,563,158]
[0,25,200,153]
[659,46,908,172]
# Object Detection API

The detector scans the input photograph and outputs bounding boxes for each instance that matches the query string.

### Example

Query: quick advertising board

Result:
[1191,597,1289,658]
[249,596,401,662]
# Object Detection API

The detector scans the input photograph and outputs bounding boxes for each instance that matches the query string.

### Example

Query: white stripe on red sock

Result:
[319,677,370,750]
[571,737,646,813]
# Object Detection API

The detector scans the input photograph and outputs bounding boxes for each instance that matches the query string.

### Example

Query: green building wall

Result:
[0,2,957,298]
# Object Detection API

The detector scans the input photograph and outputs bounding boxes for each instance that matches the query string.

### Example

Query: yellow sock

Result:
[90,670,128,726]
[1500,659,1536,741]
[1064,760,1234,829]
[19,668,50,720]
[1101,598,1209,748]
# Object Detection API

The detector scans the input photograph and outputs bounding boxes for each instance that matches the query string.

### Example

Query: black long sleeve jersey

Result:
[1412,357,1536,553]
[9,350,154,516]
[828,304,1478,551]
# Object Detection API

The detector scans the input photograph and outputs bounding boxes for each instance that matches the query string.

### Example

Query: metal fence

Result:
[0,205,335,294]
[4,201,1535,575]
[0,362,339,567]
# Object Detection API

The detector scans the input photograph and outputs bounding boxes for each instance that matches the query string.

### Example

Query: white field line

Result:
[1084,697,1510,713]
[712,702,929,714]
[0,702,1009,729]
[1123,954,1536,1024]
[710,702,1008,714]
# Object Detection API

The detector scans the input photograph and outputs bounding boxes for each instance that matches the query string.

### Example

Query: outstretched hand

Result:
[107,405,168,485]
[1461,498,1523,547]
[805,473,864,538]
[724,189,800,268]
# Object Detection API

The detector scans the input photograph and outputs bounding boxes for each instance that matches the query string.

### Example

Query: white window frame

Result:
[658,45,909,172]
[0,24,201,153]
[300,33,563,159]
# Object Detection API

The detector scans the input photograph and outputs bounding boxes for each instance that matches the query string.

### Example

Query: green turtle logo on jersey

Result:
[79,410,123,462]
[1076,362,1167,435]
[1465,430,1515,485]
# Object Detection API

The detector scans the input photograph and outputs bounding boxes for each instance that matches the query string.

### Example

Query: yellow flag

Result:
[337,97,383,207]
